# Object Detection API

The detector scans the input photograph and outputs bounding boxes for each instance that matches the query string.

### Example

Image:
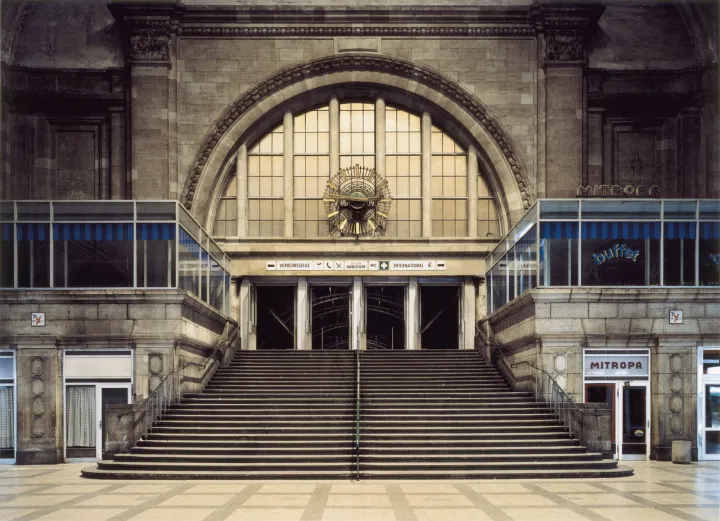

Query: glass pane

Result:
[581,200,660,220]
[1,223,14,288]
[621,386,646,455]
[664,200,696,220]
[17,223,50,288]
[17,202,50,221]
[0,386,14,455]
[53,224,134,288]
[53,202,134,221]
[136,224,177,288]
[0,202,13,222]
[700,200,720,220]
[137,202,176,221]
[706,431,720,455]
[0,357,13,379]
[540,200,578,219]
[706,385,720,428]
[581,223,660,286]
[66,385,96,454]
[663,223,696,286]
[704,350,720,375]
[699,223,720,286]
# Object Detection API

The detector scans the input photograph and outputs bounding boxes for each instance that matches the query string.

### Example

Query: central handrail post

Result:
[355,347,360,481]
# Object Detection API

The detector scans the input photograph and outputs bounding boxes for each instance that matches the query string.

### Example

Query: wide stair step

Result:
[83,350,630,480]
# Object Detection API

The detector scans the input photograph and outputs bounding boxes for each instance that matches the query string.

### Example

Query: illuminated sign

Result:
[591,244,640,265]
[576,184,660,198]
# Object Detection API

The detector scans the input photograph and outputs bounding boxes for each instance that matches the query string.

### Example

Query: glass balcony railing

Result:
[0,201,231,316]
[486,199,720,314]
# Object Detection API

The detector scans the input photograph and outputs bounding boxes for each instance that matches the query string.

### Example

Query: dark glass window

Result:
[53,223,133,288]
[539,222,578,286]
[581,222,660,286]
[179,227,203,298]
[699,222,720,286]
[136,223,176,288]
[209,257,224,311]
[17,223,50,288]
[663,222,696,286]
[0,223,13,288]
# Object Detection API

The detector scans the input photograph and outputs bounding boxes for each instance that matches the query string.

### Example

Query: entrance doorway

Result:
[255,285,295,350]
[65,384,131,460]
[311,285,351,350]
[420,285,459,350]
[365,285,405,350]
[698,347,720,460]
[585,381,650,460]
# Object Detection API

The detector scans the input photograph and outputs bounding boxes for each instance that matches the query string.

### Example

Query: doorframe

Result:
[62,349,134,462]
[697,345,720,461]
[362,277,409,351]
[307,279,353,350]
[617,380,650,461]
[417,279,463,350]
[0,350,17,464]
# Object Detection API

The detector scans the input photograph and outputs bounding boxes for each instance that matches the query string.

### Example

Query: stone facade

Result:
[482,288,720,460]
[0,0,717,463]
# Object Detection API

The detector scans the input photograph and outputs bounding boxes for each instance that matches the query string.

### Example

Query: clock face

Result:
[323,165,392,237]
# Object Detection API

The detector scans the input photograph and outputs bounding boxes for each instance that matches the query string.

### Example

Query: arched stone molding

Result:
[181,53,533,229]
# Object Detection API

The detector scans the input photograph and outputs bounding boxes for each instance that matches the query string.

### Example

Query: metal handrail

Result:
[119,322,238,438]
[354,348,361,481]
[477,324,600,442]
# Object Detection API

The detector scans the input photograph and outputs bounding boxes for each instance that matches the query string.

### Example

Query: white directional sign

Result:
[265,260,447,271]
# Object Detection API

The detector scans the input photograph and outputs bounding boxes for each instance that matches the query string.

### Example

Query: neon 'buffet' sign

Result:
[591,244,640,265]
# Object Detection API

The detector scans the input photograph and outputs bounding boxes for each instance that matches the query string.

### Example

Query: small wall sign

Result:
[669,310,683,324]
[584,354,649,377]
[31,312,46,327]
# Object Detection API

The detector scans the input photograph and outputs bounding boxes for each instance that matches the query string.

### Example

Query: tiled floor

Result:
[0,462,718,521]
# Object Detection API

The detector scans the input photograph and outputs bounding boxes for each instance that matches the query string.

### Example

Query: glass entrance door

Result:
[310,285,351,350]
[619,383,649,460]
[699,347,720,460]
[365,285,406,350]
[66,384,130,460]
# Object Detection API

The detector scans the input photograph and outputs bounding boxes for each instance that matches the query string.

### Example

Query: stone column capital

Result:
[109,3,182,67]
[529,3,605,66]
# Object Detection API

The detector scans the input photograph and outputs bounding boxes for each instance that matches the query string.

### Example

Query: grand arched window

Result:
[212,98,499,239]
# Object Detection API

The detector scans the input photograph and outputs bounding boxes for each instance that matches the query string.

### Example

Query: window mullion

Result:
[283,111,294,238]
[468,146,478,237]
[329,97,339,177]
[375,98,386,177]
[421,112,432,238]
[236,147,247,237]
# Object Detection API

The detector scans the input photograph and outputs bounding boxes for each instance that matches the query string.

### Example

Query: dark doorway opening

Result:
[311,285,351,350]
[420,285,459,350]
[256,286,295,350]
[366,286,405,350]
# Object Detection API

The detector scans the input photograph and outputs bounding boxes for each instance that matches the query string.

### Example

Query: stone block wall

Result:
[0,290,238,463]
[483,287,720,460]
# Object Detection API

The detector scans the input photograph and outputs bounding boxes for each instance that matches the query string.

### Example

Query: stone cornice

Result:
[178,26,535,38]
[181,53,534,212]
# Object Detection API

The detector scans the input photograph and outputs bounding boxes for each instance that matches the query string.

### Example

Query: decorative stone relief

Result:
[545,33,584,62]
[554,354,567,374]
[129,30,169,63]
[670,415,683,434]
[670,354,683,373]
[669,395,683,413]
[30,357,46,438]
[181,54,533,213]
[148,353,163,393]
[180,26,535,37]
[670,375,683,393]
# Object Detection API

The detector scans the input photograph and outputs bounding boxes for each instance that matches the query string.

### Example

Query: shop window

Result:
[663,222,696,286]
[136,223,177,288]
[699,222,720,286]
[580,222,660,286]
[539,222,578,286]
[53,223,134,288]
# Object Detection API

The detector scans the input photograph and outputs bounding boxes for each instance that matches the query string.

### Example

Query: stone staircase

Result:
[83,350,631,479]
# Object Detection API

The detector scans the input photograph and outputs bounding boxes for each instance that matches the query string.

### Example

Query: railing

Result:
[477,324,601,443]
[118,322,238,443]
[354,348,361,481]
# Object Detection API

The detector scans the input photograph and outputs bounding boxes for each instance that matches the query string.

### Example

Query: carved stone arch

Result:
[183,53,534,229]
